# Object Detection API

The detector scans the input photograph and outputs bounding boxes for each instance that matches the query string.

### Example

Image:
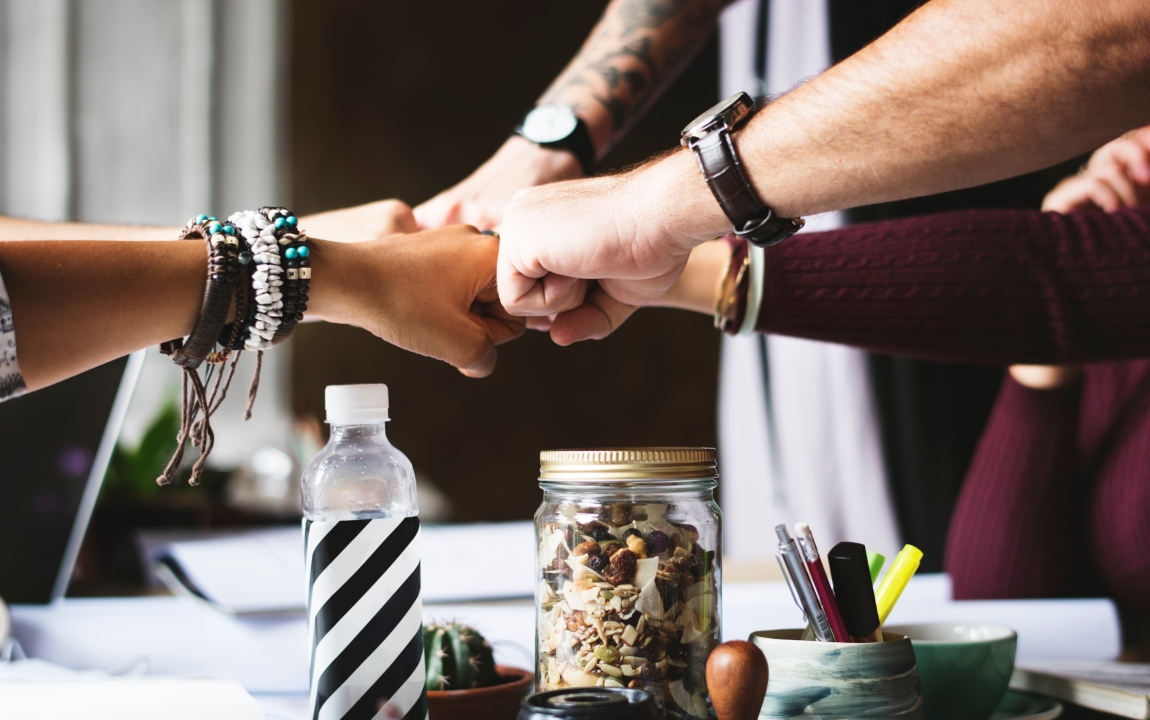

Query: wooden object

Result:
[707,640,770,720]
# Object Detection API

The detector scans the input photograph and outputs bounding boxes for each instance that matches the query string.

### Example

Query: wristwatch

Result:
[516,105,596,176]
[681,92,804,247]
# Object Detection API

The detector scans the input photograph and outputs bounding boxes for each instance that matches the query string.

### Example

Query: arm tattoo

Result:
[539,0,729,150]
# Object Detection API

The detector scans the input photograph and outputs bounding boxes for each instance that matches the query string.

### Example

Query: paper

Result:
[153,521,536,614]
[0,677,263,720]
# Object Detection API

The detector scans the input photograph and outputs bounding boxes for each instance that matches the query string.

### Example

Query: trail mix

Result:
[537,504,718,719]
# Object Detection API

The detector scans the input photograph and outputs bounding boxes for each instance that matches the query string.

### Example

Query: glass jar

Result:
[534,448,722,720]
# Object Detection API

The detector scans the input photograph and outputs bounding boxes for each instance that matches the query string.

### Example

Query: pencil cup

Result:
[749,629,925,719]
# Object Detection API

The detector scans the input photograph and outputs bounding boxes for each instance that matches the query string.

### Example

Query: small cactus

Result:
[423,621,500,691]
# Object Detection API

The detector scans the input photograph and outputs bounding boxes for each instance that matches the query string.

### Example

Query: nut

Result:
[625,535,648,558]
[573,540,601,557]
[602,549,638,585]
[566,611,584,632]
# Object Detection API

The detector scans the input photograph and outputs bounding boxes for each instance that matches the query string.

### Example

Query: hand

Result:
[1043,127,1150,212]
[413,136,583,230]
[301,199,419,243]
[310,226,524,377]
[497,150,726,343]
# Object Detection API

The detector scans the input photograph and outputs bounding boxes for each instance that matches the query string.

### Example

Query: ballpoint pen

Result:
[776,524,836,642]
[793,522,850,644]
[875,544,923,625]
[828,541,883,643]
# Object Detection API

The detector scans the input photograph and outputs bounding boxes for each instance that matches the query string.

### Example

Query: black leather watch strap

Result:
[691,129,803,247]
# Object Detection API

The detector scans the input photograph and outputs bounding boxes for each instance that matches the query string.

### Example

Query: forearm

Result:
[644,0,1150,245]
[754,207,1150,365]
[0,215,178,241]
[0,238,350,390]
[0,241,205,389]
[538,0,730,156]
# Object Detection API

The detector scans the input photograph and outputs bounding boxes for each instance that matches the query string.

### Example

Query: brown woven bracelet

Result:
[156,216,243,487]
[160,218,242,369]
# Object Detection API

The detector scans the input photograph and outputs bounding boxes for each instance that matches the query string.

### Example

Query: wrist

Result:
[501,135,584,181]
[627,148,730,252]
[304,238,357,325]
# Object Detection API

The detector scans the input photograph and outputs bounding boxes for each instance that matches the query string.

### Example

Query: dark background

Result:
[289,0,723,522]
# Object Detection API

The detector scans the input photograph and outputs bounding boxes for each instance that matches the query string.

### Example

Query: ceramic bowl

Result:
[886,623,1017,720]
[750,629,924,719]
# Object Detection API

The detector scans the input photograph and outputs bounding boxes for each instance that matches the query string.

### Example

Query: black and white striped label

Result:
[304,516,427,720]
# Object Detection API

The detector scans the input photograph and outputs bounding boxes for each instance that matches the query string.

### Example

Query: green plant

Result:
[104,401,182,496]
[424,621,500,691]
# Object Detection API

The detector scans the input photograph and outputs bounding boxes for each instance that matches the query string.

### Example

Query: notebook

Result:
[1010,661,1150,719]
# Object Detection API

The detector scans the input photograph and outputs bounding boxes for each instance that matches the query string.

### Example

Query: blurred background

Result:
[0,0,721,596]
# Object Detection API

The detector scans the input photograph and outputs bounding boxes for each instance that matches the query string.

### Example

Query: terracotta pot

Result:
[427,665,534,720]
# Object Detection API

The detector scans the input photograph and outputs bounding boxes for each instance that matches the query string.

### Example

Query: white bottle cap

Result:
[325,384,389,424]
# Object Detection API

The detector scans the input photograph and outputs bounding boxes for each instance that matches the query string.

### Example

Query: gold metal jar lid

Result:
[539,447,717,482]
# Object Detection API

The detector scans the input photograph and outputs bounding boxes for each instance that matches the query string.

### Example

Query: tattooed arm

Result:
[414,0,730,230]
[538,0,729,156]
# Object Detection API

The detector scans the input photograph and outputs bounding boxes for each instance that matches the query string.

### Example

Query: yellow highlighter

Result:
[874,544,923,625]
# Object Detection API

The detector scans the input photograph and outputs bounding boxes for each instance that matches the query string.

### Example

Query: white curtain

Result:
[0,0,293,468]
[717,0,902,558]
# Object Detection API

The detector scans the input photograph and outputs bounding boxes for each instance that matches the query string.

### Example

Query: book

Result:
[1010,660,1150,719]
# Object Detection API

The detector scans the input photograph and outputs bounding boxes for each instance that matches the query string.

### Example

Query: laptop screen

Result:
[0,354,139,604]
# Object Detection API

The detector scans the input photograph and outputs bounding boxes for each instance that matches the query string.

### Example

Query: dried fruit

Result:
[625,534,648,558]
[606,504,631,526]
[590,525,614,542]
[622,528,643,543]
[601,542,623,558]
[573,540,601,557]
[602,548,638,585]
[647,530,669,555]
[588,554,608,573]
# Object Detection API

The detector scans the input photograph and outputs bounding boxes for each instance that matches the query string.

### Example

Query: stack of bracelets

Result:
[157,207,310,486]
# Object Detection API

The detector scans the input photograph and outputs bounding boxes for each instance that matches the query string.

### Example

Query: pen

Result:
[867,550,886,584]
[828,541,883,643]
[875,544,923,625]
[775,524,836,642]
[793,522,850,644]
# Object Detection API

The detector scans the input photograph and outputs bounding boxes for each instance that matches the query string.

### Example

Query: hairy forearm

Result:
[647,0,1150,244]
[539,0,730,156]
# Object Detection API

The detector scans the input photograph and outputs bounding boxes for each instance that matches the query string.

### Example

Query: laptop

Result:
[0,351,144,604]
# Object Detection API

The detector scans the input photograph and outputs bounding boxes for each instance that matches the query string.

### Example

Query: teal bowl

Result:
[750,629,924,719]
[886,623,1017,720]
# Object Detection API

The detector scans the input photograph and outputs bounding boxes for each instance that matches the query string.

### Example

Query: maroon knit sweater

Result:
[753,207,1150,611]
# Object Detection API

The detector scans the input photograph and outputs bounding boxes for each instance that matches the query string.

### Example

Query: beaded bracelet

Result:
[231,209,286,350]
[157,214,243,486]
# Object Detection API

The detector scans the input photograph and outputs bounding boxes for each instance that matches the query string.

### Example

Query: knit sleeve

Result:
[754,207,1150,365]
[0,268,26,401]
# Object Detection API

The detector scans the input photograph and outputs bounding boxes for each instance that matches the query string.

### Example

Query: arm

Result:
[653,207,1150,365]
[498,0,1150,327]
[0,226,522,391]
[413,0,730,230]
[0,198,419,243]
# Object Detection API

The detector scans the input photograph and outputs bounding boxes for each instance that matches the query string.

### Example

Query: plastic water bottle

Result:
[302,384,426,720]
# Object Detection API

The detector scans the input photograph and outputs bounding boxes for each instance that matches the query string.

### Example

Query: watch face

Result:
[522,105,579,144]
[681,92,754,144]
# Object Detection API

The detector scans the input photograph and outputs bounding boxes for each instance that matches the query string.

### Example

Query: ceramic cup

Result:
[885,623,1017,720]
[750,629,924,719]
